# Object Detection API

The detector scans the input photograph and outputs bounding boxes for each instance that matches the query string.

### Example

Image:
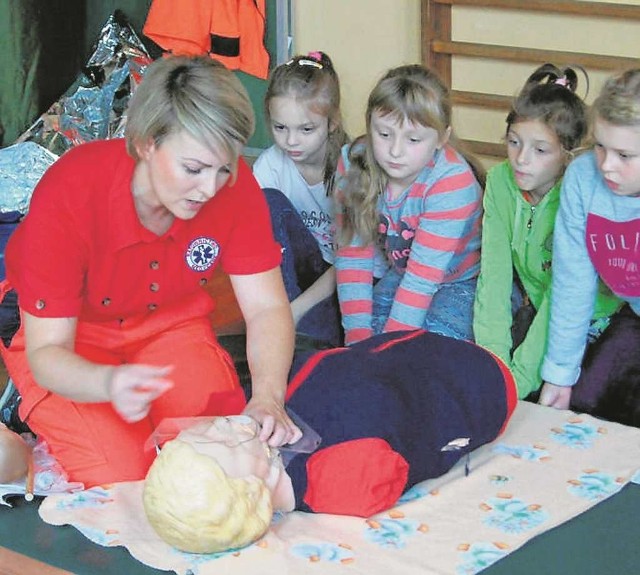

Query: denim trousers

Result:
[371,267,477,341]
[263,188,342,346]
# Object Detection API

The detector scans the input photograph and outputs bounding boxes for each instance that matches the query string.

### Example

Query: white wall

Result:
[293,0,640,157]
[292,0,421,138]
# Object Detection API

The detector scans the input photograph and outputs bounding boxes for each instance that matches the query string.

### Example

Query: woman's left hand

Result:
[243,395,302,447]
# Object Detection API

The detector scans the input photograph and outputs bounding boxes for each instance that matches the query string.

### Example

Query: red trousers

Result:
[0,286,246,487]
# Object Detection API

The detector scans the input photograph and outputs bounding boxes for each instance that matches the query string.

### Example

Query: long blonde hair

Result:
[265,51,349,190]
[338,64,484,246]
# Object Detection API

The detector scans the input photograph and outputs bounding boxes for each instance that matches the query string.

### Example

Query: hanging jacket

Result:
[473,161,620,398]
[143,0,270,79]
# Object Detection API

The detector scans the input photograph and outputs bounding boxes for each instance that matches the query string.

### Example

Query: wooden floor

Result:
[0,547,73,575]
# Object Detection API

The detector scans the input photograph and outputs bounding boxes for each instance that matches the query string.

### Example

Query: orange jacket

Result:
[143,0,270,79]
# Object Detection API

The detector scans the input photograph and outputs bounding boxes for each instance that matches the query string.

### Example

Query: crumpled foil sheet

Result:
[0,142,58,215]
[3,11,153,215]
[16,10,152,160]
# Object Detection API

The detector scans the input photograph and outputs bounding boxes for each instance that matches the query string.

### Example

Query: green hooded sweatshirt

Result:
[473,161,620,398]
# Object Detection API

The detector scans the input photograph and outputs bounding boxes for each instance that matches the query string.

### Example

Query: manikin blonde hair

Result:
[143,440,273,554]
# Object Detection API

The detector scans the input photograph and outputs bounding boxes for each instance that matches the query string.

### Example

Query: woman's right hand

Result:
[538,381,572,410]
[107,364,174,423]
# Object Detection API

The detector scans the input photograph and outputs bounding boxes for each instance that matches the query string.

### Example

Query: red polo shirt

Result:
[7,139,281,323]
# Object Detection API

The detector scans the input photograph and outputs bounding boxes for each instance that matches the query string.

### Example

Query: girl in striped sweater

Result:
[335,64,484,345]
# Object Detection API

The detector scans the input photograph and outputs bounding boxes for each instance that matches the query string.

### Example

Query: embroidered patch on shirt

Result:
[185,237,219,272]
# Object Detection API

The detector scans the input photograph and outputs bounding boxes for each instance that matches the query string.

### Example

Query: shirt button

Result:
[199,278,208,286]
[102,298,111,306]
[148,303,158,311]
[150,283,159,292]
[35,299,46,310]
[150,260,160,270]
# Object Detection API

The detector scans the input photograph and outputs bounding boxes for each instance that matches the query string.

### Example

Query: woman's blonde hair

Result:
[338,64,484,246]
[592,68,640,127]
[125,55,255,174]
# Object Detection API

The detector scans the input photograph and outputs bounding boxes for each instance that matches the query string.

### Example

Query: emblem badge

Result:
[185,237,219,272]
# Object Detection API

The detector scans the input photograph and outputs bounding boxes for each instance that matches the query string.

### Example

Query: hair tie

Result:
[307,51,323,62]
[285,57,323,70]
[554,77,569,87]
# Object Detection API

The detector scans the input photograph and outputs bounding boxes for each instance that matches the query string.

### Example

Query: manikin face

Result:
[506,119,566,203]
[268,95,331,170]
[370,110,449,195]
[135,130,238,220]
[593,116,640,197]
[176,415,295,511]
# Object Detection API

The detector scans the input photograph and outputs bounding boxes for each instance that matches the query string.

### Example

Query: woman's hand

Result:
[243,395,302,447]
[538,381,572,410]
[107,364,174,423]
[230,268,300,447]
[24,313,173,421]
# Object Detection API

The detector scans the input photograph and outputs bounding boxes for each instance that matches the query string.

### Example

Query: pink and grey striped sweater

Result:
[335,143,483,344]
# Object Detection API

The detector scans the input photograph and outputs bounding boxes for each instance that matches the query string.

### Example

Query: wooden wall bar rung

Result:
[462,140,506,158]
[432,41,640,71]
[432,0,640,21]
[422,0,640,159]
[452,90,514,110]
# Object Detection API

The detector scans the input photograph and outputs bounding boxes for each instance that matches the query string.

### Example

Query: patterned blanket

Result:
[39,401,640,575]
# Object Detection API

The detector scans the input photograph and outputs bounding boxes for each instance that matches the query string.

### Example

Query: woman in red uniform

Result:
[0,55,301,487]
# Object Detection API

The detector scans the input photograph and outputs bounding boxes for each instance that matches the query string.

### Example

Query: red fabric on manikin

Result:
[303,438,409,517]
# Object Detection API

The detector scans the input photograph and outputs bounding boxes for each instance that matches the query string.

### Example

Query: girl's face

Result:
[506,119,565,202]
[268,95,331,169]
[136,130,237,220]
[593,116,640,197]
[370,110,449,194]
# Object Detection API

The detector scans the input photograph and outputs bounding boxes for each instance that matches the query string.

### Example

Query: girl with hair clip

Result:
[252,51,349,346]
[540,68,640,426]
[474,63,621,401]
[334,64,485,345]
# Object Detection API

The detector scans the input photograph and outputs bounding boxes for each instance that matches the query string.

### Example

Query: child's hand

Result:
[538,381,572,410]
[107,365,174,423]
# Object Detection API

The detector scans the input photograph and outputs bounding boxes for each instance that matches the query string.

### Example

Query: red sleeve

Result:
[217,159,282,275]
[304,438,409,517]
[6,145,102,317]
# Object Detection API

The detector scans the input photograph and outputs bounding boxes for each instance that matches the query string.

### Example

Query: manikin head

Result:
[143,415,294,554]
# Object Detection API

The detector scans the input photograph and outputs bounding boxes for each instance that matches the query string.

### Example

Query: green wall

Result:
[0,0,278,148]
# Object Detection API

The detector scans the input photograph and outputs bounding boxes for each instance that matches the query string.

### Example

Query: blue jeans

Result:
[264,188,342,346]
[371,267,477,341]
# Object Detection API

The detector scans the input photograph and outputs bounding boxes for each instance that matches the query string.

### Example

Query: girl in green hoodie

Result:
[473,64,620,399]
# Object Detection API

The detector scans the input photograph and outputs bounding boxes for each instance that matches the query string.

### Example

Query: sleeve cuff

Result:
[540,357,580,387]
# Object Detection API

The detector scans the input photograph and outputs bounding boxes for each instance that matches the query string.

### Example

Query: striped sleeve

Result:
[386,148,482,332]
[335,244,375,344]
